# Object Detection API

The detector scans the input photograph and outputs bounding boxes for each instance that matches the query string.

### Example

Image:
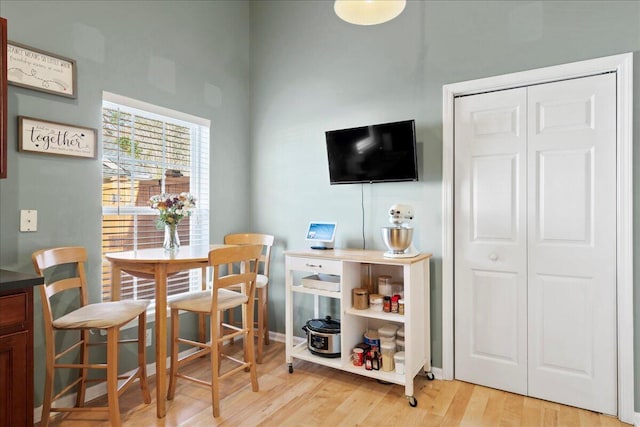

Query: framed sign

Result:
[19,116,96,159]
[7,41,76,98]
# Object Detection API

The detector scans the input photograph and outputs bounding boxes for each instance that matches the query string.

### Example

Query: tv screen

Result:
[325,119,418,184]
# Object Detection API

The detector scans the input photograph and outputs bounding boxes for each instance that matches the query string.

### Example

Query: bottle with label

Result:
[383,295,391,312]
[391,295,400,313]
[372,350,380,370]
[365,350,374,370]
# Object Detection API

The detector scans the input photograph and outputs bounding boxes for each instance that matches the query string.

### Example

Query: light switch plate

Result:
[20,210,37,232]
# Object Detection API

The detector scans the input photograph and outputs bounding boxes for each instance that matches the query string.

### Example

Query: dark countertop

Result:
[0,269,43,292]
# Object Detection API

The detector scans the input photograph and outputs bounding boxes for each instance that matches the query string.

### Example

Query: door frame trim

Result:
[441,53,634,423]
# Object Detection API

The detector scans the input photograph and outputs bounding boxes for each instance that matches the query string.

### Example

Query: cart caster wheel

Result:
[288,364,293,374]
[407,396,418,407]
[426,371,435,381]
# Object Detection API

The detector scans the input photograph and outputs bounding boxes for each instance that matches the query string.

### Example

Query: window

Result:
[101,92,210,302]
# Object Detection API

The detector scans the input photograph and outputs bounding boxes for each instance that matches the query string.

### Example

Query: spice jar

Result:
[398,298,405,315]
[365,351,373,370]
[391,295,400,313]
[383,296,391,312]
[372,350,380,370]
[353,288,369,310]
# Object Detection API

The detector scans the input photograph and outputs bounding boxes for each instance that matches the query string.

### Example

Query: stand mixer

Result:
[381,204,419,258]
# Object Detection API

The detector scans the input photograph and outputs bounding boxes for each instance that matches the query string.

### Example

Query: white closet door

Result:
[454,88,528,394]
[527,73,617,414]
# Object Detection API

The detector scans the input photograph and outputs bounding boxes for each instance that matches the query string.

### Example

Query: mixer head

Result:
[388,204,414,227]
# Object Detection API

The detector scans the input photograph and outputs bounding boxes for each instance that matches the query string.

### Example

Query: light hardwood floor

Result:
[39,340,631,427]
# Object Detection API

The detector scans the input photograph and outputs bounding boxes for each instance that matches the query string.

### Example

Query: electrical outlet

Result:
[146,328,153,347]
[20,209,37,232]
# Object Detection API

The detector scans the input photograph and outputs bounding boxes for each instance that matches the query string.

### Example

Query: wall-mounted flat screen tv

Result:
[325,119,418,184]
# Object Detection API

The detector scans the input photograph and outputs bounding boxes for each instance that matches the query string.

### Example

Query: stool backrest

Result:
[209,244,262,304]
[223,233,274,277]
[32,246,89,326]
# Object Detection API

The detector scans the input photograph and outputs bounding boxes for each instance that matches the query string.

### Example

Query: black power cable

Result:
[361,183,366,249]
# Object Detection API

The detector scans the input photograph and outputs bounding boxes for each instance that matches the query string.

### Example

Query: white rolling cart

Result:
[285,249,432,407]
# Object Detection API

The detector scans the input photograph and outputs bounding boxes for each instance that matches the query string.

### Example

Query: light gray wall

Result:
[249,0,640,410]
[0,0,251,407]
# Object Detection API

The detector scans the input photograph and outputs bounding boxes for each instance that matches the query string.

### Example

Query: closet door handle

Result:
[489,253,498,261]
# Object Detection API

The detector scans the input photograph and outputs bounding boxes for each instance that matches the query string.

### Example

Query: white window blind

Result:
[101,92,210,302]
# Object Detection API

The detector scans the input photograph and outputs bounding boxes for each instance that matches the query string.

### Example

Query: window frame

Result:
[101,91,210,310]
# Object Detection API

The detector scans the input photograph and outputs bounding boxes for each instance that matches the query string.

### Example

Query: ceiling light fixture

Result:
[334,0,407,26]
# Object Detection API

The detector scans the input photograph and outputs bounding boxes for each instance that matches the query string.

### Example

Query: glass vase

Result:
[163,223,180,251]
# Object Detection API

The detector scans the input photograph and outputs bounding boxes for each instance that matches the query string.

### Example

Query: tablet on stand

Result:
[305,222,336,250]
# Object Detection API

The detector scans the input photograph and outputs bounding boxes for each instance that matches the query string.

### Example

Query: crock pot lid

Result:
[307,316,340,333]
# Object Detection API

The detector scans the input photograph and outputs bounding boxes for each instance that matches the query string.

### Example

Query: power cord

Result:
[361,183,366,249]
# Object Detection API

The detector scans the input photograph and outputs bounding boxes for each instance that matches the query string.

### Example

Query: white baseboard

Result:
[633,410,640,427]
[268,330,285,343]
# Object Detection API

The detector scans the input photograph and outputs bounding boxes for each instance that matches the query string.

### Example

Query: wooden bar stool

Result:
[223,233,274,363]
[167,244,261,417]
[32,246,151,427]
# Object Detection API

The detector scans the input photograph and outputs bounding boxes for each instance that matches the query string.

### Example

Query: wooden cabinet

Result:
[0,270,41,427]
[285,249,431,406]
[0,328,29,426]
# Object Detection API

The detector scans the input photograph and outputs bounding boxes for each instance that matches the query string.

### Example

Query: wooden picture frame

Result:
[1,17,7,179]
[18,116,96,159]
[7,41,76,98]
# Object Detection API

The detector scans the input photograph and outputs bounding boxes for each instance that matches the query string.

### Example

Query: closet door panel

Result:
[454,88,528,394]
[527,73,617,415]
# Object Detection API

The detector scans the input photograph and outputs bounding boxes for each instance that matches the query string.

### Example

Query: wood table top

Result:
[105,244,228,264]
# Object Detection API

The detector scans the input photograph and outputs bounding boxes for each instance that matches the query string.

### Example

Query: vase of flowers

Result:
[149,192,196,251]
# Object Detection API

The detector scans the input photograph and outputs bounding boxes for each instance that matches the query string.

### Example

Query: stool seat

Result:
[169,289,248,312]
[53,300,149,329]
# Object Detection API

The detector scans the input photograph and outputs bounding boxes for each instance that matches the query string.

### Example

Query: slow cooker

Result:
[302,316,341,358]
